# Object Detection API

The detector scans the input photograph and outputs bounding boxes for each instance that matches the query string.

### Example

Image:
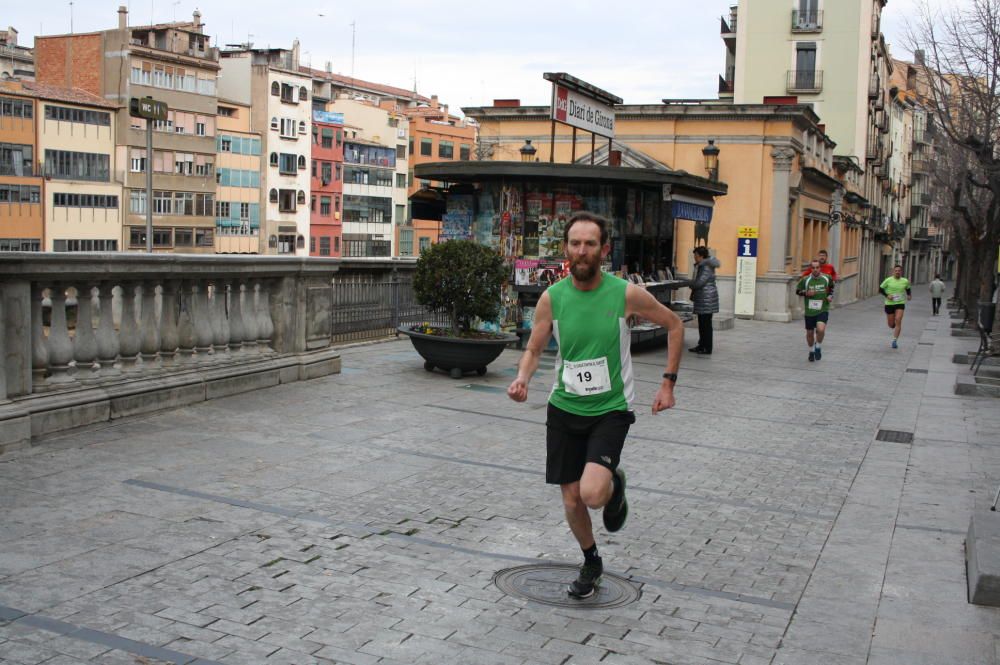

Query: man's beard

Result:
[570,255,599,281]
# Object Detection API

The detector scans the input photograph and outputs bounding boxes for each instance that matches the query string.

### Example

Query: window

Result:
[297,190,306,204]
[0,238,40,251]
[279,153,297,175]
[336,164,342,181]
[218,106,235,118]
[44,150,110,182]
[395,204,406,224]
[460,144,471,161]
[795,42,818,89]
[53,192,118,208]
[310,236,316,253]
[310,195,316,212]
[270,152,279,167]
[196,121,206,136]
[336,129,342,146]
[409,136,414,156]
[419,236,431,252]
[0,143,33,176]
[196,228,214,247]
[396,144,406,159]
[0,97,33,119]
[420,138,433,156]
[53,239,119,252]
[174,227,192,246]
[279,118,297,138]
[220,137,233,152]
[130,152,146,173]
[335,236,340,253]
[335,196,340,212]
[438,141,454,159]
[280,83,295,103]
[300,87,309,101]
[298,120,307,135]
[129,190,146,214]
[319,236,330,256]
[321,128,334,148]
[277,234,296,254]
[269,188,278,203]
[153,228,173,246]
[271,82,280,96]
[44,105,111,126]
[298,155,307,170]
[0,184,41,203]
[312,160,317,177]
[271,117,279,131]
[217,201,231,218]
[399,228,413,256]
[278,189,296,212]
[321,162,332,184]
[320,196,331,216]
[396,173,407,188]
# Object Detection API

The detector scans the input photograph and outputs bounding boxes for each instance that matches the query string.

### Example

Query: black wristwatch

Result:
[662,372,678,383]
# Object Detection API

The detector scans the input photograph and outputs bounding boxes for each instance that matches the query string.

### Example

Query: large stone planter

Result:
[398,326,517,378]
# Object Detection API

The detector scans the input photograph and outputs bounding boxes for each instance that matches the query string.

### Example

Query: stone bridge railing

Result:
[0,254,415,451]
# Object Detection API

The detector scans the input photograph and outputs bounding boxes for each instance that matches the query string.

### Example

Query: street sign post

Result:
[129,97,168,252]
[734,226,759,318]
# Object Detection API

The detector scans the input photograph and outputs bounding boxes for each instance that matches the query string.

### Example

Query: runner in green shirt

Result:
[879,264,912,348]
[795,259,834,361]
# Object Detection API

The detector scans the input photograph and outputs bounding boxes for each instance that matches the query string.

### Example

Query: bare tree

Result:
[907,0,1000,348]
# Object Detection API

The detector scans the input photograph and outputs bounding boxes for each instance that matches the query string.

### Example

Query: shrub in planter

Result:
[412,239,507,337]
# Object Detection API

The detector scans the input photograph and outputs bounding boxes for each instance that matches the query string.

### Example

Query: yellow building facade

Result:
[465,102,859,321]
[214,100,263,254]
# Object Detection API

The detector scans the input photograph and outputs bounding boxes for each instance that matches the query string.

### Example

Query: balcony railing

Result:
[912,158,931,175]
[787,70,823,93]
[0,255,420,446]
[791,10,823,32]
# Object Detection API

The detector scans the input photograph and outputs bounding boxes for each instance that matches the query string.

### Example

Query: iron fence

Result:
[330,272,447,344]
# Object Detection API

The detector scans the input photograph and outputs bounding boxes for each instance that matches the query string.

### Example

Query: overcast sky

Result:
[7,0,922,113]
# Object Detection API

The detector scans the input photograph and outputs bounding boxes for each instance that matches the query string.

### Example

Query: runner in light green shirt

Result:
[879,264,911,348]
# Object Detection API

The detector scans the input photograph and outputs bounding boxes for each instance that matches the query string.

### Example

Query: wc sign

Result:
[734,227,759,317]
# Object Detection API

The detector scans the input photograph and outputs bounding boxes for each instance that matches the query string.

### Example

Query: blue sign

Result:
[737,237,758,258]
[312,110,345,124]
[672,200,713,224]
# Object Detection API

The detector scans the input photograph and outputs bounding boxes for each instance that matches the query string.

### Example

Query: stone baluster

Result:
[209,282,228,359]
[256,280,275,353]
[228,280,246,355]
[242,281,259,355]
[118,282,142,372]
[160,280,180,367]
[192,281,215,362]
[219,283,231,358]
[45,284,76,384]
[139,282,161,370]
[31,284,49,389]
[73,285,99,381]
[175,280,196,365]
[95,282,121,377]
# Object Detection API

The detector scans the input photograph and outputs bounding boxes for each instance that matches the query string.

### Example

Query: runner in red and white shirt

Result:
[800,249,838,282]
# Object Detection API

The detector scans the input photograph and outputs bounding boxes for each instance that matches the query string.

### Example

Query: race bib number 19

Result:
[808,299,823,311]
[562,357,612,396]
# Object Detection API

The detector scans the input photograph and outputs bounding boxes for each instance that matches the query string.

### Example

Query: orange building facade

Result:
[0,90,43,251]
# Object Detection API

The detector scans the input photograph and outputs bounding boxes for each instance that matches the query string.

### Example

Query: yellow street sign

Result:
[737,226,759,238]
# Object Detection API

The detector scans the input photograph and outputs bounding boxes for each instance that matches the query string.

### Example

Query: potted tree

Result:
[398,239,518,378]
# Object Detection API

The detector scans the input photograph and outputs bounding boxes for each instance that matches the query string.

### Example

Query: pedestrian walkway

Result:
[0,291,997,665]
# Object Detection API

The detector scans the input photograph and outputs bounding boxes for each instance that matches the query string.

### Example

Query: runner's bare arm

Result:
[507,291,553,402]
[625,284,682,413]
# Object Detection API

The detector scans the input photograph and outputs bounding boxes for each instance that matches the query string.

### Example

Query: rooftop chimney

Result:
[325,61,332,73]
[193,10,202,28]
[6,27,17,46]
[914,49,925,65]
[291,38,300,68]
[431,94,439,109]
[118,6,128,31]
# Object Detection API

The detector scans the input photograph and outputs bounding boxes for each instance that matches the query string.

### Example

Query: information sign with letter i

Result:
[734,227,759,317]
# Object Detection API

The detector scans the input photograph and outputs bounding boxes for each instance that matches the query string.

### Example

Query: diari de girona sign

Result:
[552,84,616,139]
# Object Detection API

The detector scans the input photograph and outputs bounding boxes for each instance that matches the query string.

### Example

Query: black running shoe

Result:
[602,468,628,533]
[808,351,815,362]
[567,560,603,599]
[814,347,822,361]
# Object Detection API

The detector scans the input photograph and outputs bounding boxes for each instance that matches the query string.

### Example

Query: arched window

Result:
[271,82,280,96]
[268,235,277,248]
[299,87,308,101]
[296,234,305,249]
[269,152,278,166]
[296,190,306,204]
[298,120,307,135]
[269,189,278,203]
[270,117,278,130]
[297,155,306,170]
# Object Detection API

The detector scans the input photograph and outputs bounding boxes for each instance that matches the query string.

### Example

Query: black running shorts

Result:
[545,403,635,485]
[884,303,906,314]
[804,312,829,330]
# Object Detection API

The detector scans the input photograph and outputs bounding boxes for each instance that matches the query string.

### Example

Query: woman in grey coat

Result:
[677,246,720,355]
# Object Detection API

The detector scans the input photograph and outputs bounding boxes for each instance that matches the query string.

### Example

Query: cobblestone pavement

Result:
[1,291,998,665]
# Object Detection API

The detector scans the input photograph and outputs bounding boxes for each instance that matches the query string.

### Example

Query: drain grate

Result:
[906,368,929,374]
[494,563,641,609]
[876,429,914,443]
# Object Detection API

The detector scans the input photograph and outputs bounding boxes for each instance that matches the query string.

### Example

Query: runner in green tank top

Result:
[507,211,684,599]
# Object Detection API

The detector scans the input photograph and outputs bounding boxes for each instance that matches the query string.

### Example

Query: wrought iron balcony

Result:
[791,10,823,32]
[787,70,823,94]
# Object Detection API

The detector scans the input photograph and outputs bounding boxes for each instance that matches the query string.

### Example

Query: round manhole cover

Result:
[493,563,641,609]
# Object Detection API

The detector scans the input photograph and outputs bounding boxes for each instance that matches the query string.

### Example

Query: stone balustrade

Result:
[0,254,414,451]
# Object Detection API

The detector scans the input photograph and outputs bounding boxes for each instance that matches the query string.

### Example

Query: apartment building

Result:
[400,95,476,255]
[309,110,344,257]
[720,0,895,298]
[215,99,263,254]
[34,7,220,253]
[0,84,42,251]
[219,44,312,256]
[327,97,407,257]
[0,27,34,80]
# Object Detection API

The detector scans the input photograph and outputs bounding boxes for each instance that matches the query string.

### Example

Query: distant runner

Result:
[800,249,838,283]
[879,265,912,348]
[795,259,834,361]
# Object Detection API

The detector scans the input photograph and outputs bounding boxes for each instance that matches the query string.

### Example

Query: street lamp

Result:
[702,139,720,181]
[519,139,537,162]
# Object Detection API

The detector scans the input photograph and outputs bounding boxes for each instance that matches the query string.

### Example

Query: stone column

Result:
[139,282,161,370]
[209,283,228,359]
[256,280,274,353]
[118,282,142,372]
[160,280,180,367]
[228,280,246,355]
[767,147,797,275]
[95,282,121,377]
[241,281,259,355]
[45,284,76,384]
[176,281,196,365]
[192,282,214,361]
[73,285,99,381]
[30,284,49,391]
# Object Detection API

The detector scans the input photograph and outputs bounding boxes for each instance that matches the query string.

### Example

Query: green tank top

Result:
[547,273,634,416]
